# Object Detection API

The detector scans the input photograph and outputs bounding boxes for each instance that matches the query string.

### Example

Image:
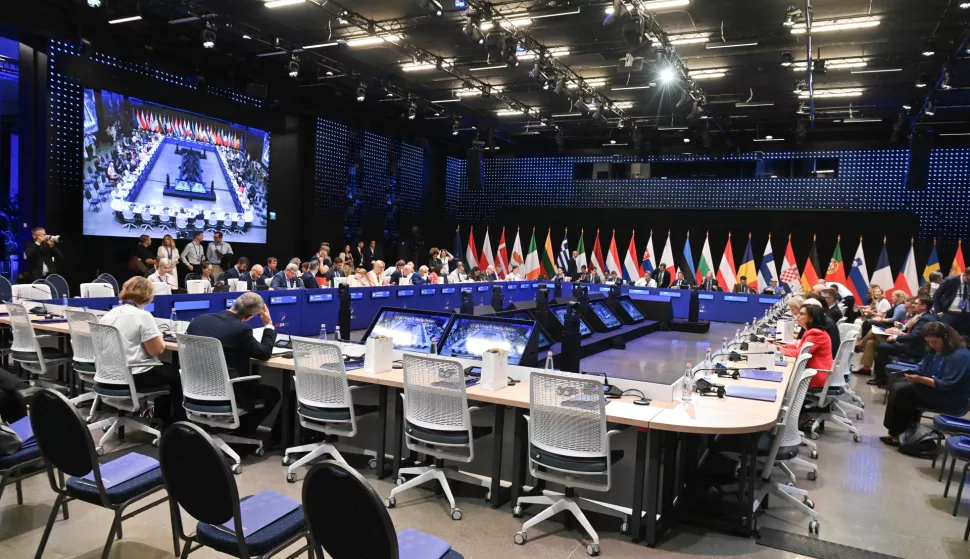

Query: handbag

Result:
[0,421,23,456]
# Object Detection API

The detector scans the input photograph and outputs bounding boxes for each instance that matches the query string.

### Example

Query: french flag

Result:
[623,231,641,281]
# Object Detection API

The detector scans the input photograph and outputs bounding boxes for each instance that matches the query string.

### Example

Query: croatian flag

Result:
[848,236,870,304]
[623,231,641,281]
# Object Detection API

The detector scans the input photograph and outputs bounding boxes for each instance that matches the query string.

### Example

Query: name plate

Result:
[598,287,612,292]
[269,295,298,305]
[477,285,489,292]
[758,297,779,304]
[532,283,540,288]
[225,299,235,309]
[174,300,210,311]
[460,287,473,293]
[350,292,363,300]
[724,295,748,303]
[308,293,333,302]
[629,289,650,295]
[442,287,457,294]
[658,291,682,298]
[506,285,518,290]
[698,293,714,300]
[397,290,414,297]
[371,291,390,299]
[420,288,436,296]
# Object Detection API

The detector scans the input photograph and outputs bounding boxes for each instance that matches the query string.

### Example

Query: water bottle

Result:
[319,323,327,340]
[545,351,554,370]
[170,309,178,334]
[775,347,784,365]
[682,362,694,402]
[334,325,342,342]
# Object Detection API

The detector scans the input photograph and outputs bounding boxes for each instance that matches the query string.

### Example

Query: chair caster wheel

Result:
[512,505,523,518]
[809,432,819,440]
[809,520,820,535]
[807,470,818,481]
[620,521,629,534]
[804,497,815,509]
[811,450,819,459]
[96,446,105,456]
[368,459,378,469]
[586,543,600,556]
[857,413,864,420]
[231,464,242,475]
[281,456,291,466]
[485,491,490,501]
[395,477,406,486]
[853,434,862,443]
[151,438,160,447]
[514,531,527,545]
[451,508,462,521]
[286,472,297,483]
[255,447,265,457]
[384,497,396,508]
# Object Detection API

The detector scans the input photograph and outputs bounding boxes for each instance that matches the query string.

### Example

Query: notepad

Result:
[9,416,35,446]
[870,326,890,336]
[220,489,300,537]
[725,386,777,402]
[738,369,784,382]
[35,319,68,324]
[775,359,788,367]
[397,527,452,559]
[80,452,160,489]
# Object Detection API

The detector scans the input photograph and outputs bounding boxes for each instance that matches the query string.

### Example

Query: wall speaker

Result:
[467,148,481,190]
[905,133,934,190]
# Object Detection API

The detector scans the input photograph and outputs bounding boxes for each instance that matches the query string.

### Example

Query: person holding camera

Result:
[23,227,62,282]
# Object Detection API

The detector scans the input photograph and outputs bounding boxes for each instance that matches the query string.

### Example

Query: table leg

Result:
[509,407,527,510]
[643,429,661,547]
[630,428,648,543]
[489,405,508,508]
[278,368,293,452]
[738,434,750,530]
[375,385,389,479]
[745,433,757,533]
[661,433,678,517]
[391,388,404,479]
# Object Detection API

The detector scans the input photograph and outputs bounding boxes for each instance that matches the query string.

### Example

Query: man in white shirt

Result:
[635,271,657,288]
[448,262,469,283]
[181,231,205,274]
[206,232,233,279]
[147,258,178,289]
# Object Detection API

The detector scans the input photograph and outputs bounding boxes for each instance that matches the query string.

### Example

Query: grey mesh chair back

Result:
[90,323,141,406]
[80,282,116,298]
[401,354,474,461]
[776,352,816,450]
[175,333,241,429]
[528,370,611,491]
[292,337,357,436]
[65,308,98,364]
[826,331,858,391]
[12,283,52,301]
[7,303,42,356]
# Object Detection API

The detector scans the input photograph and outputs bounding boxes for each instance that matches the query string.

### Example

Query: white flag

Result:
[659,232,675,270]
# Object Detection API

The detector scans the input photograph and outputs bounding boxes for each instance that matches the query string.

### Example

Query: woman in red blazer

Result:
[782,303,834,388]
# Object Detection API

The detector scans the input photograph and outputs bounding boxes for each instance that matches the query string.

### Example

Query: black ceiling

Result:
[16,0,970,152]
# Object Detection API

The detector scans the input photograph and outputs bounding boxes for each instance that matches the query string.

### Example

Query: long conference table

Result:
[58,281,782,337]
[0,302,796,547]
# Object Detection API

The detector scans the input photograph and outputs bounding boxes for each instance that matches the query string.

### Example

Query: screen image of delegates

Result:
[551,306,593,336]
[497,310,554,350]
[438,318,535,366]
[619,299,646,322]
[588,301,622,329]
[365,310,450,353]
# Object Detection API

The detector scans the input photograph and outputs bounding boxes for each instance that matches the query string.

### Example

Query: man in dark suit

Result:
[671,271,691,289]
[934,270,970,336]
[566,251,579,279]
[270,263,305,289]
[483,264,500,282]
[733,276,756,294]
[184,292,281,439]
[388,260,407,285]
[872,296,937,386]
[355,241,367,269]
[653,263,671,288]
[700,271,720,292]
[368,240,378,267]
[302,260,322,287]
[821,288,844,323]
[23,227,63,281]
[762,278,788,295]
[225,257,250,282]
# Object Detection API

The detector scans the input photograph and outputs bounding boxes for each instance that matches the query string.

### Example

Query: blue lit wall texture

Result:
[445,150,969,241]
[314,118,425,244]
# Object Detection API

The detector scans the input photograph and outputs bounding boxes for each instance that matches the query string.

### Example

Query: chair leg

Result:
[98,418,121,448]
[35,494,66,559]
[939,447,950,482]
[287,444,343,475]
[388,468,437,500]
[563,499,600,547]
[431,469,457,511]
[58,471,69,520]
[945,457,958,498]
[211,437,242,467]
[16,478,23,504]
[778,463,797,484]
[953,462,970,517]
[521,498,569,533]
[100,511,121,559]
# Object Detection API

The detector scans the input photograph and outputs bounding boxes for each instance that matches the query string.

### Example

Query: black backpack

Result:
[898,424,945,459]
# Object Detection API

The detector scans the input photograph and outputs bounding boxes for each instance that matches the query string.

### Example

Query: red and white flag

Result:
[479,227,494,271]
[590,229,606,281]
[779,234,802,294]
[466,226,479,270]
[606,230,623,278]
[496,227,510,278]
[893,239,919,296]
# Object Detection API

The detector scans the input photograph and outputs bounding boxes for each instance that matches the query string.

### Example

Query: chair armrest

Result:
[607,429,622,438]
[815,368,832,373]
[229,375,262,384]
[133,361,164,370]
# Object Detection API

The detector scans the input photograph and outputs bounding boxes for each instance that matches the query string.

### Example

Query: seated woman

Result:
[367,260,387,287]
[199,262,219,287]
[780,303,833,389]
[429,265,441,285]
[881,322,970,446]
[98,276,184,424]
[349,268,371,287]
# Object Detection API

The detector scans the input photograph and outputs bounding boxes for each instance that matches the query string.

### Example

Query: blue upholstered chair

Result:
[933,415,970,478]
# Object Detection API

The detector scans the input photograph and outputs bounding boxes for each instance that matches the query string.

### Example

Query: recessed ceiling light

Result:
[264,0,305,8]
[108,15,142,24]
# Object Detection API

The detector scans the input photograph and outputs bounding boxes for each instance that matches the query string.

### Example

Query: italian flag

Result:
[523,228,541,280]
[575,230,588,273]
[697,232,715,284]
[542,228,557,278]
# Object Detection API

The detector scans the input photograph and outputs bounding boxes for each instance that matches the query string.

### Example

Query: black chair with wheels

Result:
[29,389,168,559]
[159,422,309,559]
[303,461,464,559]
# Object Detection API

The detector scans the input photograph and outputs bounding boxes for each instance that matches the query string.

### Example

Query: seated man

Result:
[553,267,567,282]
[225,256,250,283]
[577,265,592,283]
[854,297,916,376]
[605,270,621,285]
[303,260,323,287]
[634,270,657,288]
[388,260,407,285]
[671,271,691,289]
[270,263,304,289]
[264,257,280,280]
[414,265,431,284]
[870,296,937,387]
[247,264,266,290]
[483,265,500,281]
[185,292,281,441]
[586,265,603,284]
[699,271,720,291]
[762,278,785,295]
[733,275,756,294]
[448,262,468,283]
[821,288,844,323]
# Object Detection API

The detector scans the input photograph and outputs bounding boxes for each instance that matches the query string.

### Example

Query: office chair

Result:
[122,208,137,230]
[176,333,265,474]
[87,323,168,455]
[159,422,309,559]
[30,389,167,559]
[384,354,492,520]
[206,216,219,236]
[96,273,120,296]
[66,308,101,420]
[804,332,863,445]
[46,274,70,299]
[282,338,378,483]
[303,461,465,559]
[714,352,820,535]
[0,275,12,302]
[141,207,154,231]
[933,414,970,478]
[80,282,116,298]
[11,283,52,302]
[7,302,72,389]
[512,371,628,557]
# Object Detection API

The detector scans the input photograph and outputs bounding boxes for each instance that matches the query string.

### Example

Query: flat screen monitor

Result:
[438,316,536,366]
[362,307,451,354]
[550,305,593,337]
[588,300,622,329]
[618,297,646,322]
[81,88,270,243]
[496,310,554,350]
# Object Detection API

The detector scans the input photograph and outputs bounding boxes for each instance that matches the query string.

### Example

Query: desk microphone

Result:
[26,284,58,317]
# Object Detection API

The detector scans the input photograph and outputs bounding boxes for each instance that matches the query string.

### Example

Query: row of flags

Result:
[133,108,242,150]
[454,226,968,302]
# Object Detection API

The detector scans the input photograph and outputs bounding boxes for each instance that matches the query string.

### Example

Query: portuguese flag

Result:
[542,228,557,279]
[824,235,847,285]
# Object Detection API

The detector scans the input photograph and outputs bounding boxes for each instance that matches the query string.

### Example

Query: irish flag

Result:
[575,230,588,274]
[953,240,966,275]
[824,235,848,285]
[523,228,541,279]
[697,232,715,284]
[893,239,919,296]
[591,229,606,281]
[717,232,737,291]
[542,229,557,278]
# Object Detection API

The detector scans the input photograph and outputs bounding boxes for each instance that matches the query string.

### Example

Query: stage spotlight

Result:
[419,0,443,16]
[452,118,460,135]
[604,0,625,25]
[926,100,936,116]
[659,66,676,84]
[915,73,927,88]
[407,100,417,120]
[574,96,589,111]
[617,119,625,129]
[202,23,217,49]
[554,74,566,94]
[592,105,607,124]
[485,31,506,64]
[780,52,793,66]
[287,56,300,78]
[463,18,484,44]
[87,0,103,7]
[356,82,367,101]
[621,17,645,48]
[683,137,691,144]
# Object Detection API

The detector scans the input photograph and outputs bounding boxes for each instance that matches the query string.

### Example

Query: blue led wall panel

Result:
[444,150,969,240]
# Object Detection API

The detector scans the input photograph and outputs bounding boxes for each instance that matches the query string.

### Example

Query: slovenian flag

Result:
[623,231,640,281]
[848,236,870,304]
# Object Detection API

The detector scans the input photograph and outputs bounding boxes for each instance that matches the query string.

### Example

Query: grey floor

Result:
[3,324,969,559]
